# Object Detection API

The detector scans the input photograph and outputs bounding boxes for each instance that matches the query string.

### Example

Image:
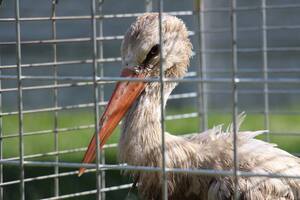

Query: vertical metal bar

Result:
[97,1,105,199]
[261,0,270,142]
[158,0,168,199]
[145,0,153,12]
[51,0,59,197]
[15,0,25,199]
[199,0,208,131]
[0,48,3,199]
[194,0,208,132]
[91,0,101,199]
[230,0,239,199]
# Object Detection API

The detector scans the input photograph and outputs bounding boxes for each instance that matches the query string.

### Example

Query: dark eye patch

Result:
[142,44,160,65]
[149,44,159,56]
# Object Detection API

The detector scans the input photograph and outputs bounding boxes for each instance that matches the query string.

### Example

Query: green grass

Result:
[2,108,300,199]
[3,108,300,160]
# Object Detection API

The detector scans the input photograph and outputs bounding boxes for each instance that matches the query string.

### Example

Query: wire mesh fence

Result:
[0,0,300,199]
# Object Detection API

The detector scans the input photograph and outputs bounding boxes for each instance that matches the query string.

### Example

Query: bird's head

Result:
[121,13,192,78]
[79,13,192,175]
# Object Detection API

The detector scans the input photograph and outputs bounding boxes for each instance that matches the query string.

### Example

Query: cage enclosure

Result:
[0,0,300,199]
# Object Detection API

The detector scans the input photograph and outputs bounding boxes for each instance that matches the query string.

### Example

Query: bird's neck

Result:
[118,82,176,165]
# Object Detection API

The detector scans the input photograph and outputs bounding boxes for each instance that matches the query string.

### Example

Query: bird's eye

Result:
[142,44,160,66]
[149,44,160,56]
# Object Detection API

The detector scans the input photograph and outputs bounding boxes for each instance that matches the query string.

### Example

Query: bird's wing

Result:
[184,112,267,145]
[239,138,300,199]
[204,137,300,200]
[181,113,300,199]
[207,175,298,200]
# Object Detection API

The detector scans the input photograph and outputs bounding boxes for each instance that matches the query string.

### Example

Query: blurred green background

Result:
[2,108,300,199]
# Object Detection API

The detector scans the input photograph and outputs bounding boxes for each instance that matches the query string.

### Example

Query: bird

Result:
[79,13,300,200]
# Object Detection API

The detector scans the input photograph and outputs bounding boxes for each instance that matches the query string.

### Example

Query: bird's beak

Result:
[78,67,147,176]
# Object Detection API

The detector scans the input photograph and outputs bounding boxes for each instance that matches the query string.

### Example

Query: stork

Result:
[79,13,300,199]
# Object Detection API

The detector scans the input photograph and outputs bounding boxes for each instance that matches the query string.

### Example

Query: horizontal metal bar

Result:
[0,102,107,116]
[204,67,300,74]
[0,31,195,46]
[1,96,300,118]
[1,75,300,84]
[1,112,198,139]
[168,92,197,100]
[0,57,122,70]
[199,47,300,53]
[2,151,300,188]
[0,82,94,93]
[264,25,300,31]
[2,47,300,61]
[265,111,300,115]
[202,5,259,12]
[164,77,300,84]
[2,148,300,188]
[205,89,300,95]
[0,35,124,45]
[208,110,300,116]
[1,24,298,46]
[1,57,300,74]
[0,81,196,95]
[165,112,197,120]
[201,4,300,13]
[41,184,133,200]
[42,190,97,200]
[1,23,300,46]
[0,169,96,187]
[1,55,194,71]
[3,84,297,101]
[99,11,193,19]
[0,75,158,82]
[184,131,300,138]
[0,57,193,72]
[0,11,194,22]
[0,57,298,74]
[1,124,95,139]
[0,4,299,23]
[0,169,131,193]
[0,160,300,180]
[201,27,258,34]
[173,89,300,95]
[1,24,300,47]
[2,150,300,188]
[4,144,118,161]
[2,128,300,161]
[201,25,300,34]
[100,183,132,193]
[6,148,87,161]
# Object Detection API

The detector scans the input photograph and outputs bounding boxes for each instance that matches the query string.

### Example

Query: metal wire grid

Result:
[0,0,299,199]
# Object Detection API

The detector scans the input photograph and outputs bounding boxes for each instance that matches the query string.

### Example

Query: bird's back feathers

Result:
[134,113,300,199]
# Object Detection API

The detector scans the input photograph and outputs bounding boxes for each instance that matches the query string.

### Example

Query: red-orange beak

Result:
[78,68,146,176]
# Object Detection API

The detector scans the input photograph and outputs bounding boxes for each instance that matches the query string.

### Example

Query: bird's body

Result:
[119,79,300,200]
[80,13,300,199]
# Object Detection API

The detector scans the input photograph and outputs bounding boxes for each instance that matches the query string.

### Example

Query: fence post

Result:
[51,0,60,197]
[15,0,25,199]
[194,0,208,132]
